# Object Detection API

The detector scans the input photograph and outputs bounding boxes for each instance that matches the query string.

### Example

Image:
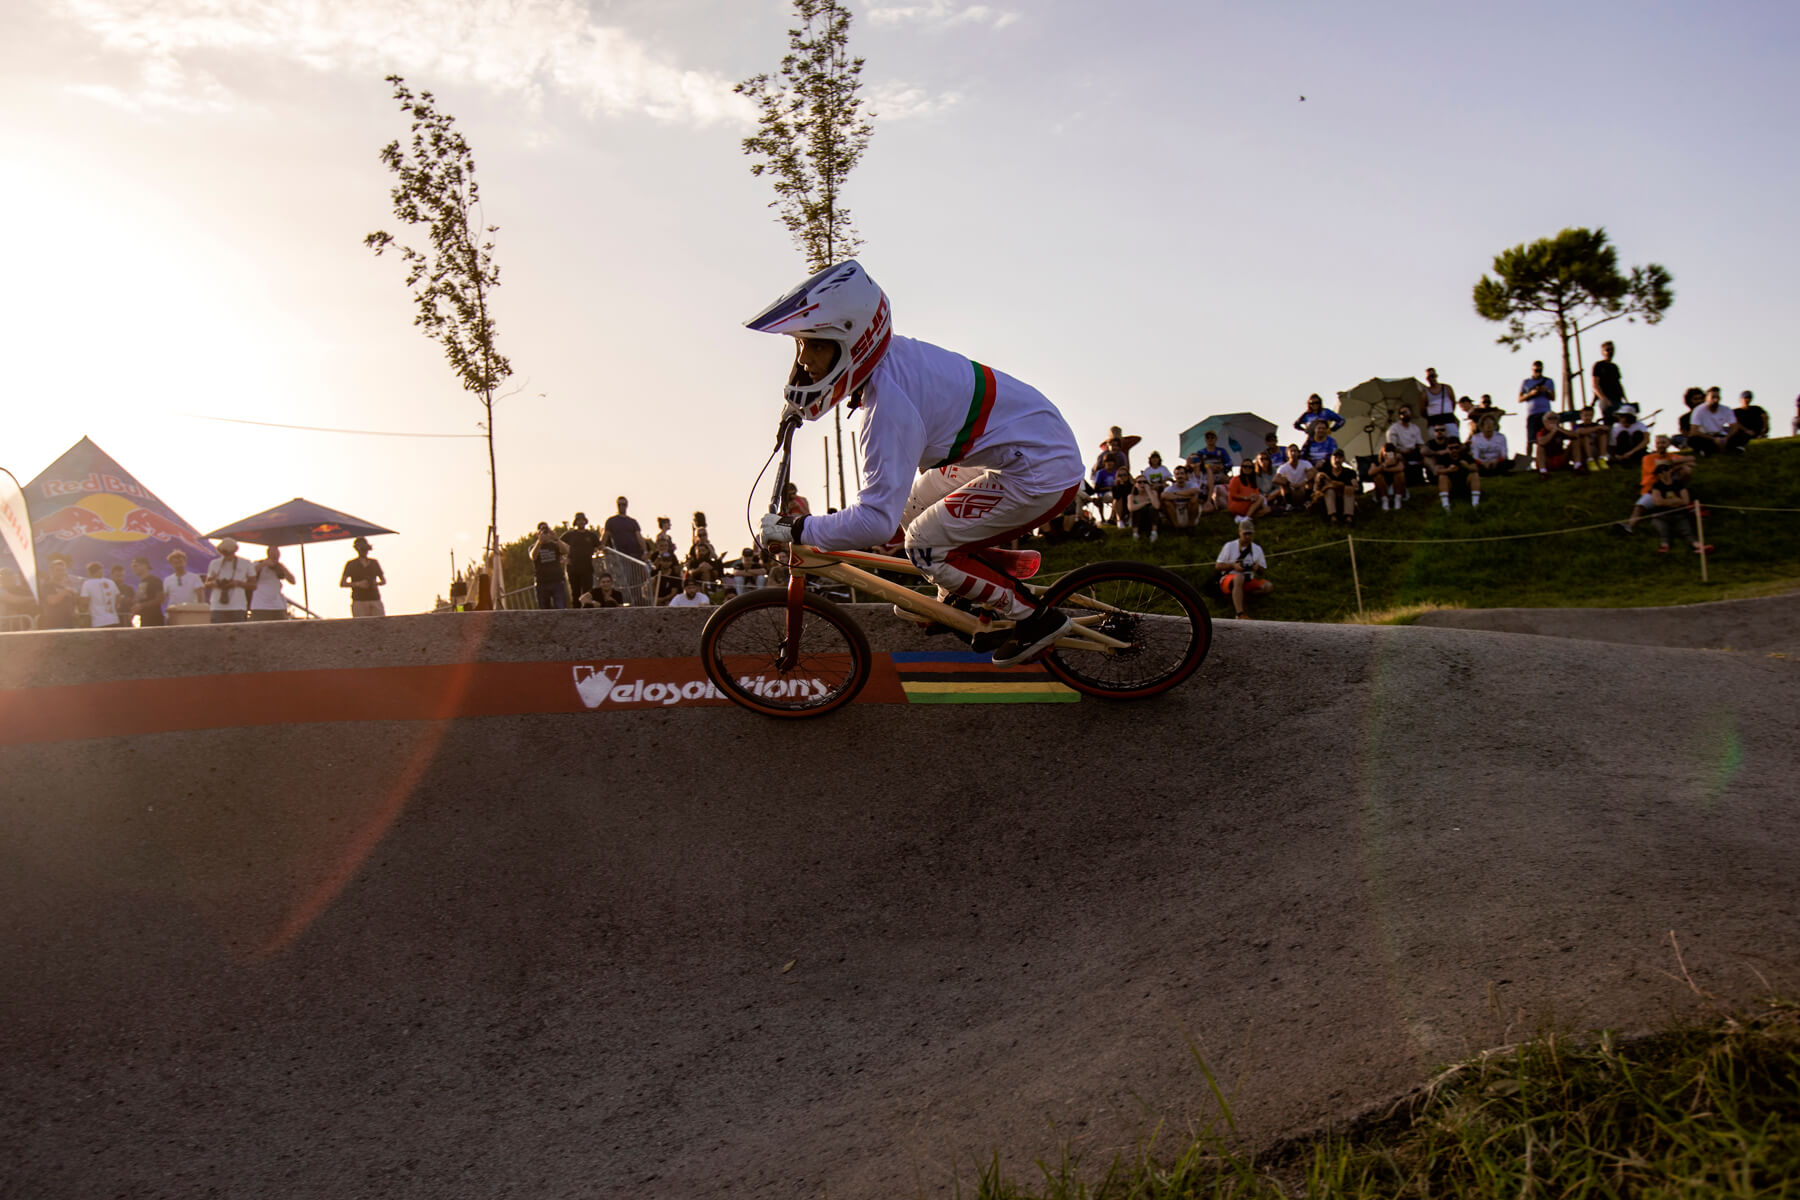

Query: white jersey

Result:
[81,577,122,627]
[801,334,1084,551]
[1469,430,1510,464]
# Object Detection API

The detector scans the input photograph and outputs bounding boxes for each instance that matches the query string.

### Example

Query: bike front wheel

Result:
[1039,561,1211,699]
[699,587,873,717]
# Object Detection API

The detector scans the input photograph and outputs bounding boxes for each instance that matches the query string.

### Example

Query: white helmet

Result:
[744,260,892,421]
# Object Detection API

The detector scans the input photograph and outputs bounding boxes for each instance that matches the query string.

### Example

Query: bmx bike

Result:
[699,415,1213,718]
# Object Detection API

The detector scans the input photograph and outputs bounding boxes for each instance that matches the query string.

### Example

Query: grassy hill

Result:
[1032,438,1800,622]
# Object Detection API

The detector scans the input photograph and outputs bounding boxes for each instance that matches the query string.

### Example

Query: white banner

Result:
[0,467,34,602]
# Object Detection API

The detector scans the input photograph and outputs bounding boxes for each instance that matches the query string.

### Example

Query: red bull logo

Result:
[122,507,206,548]
[32,494,209,552]
[33,506,110,541]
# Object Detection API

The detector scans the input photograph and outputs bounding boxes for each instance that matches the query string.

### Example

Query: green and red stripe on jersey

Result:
[930,361,998,468]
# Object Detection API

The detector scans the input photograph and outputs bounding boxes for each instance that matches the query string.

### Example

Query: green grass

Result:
[1030,438,1800,623]
[964,998,1800,1200]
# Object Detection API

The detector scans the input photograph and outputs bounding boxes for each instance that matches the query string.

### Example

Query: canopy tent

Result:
[5,437,217,591]
[1335,377,1427,461]
[1178,413,1278,463]
[205,498,395,615]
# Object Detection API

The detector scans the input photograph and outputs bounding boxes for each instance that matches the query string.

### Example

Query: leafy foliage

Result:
[365,74,513,560]
[735,0,873,272]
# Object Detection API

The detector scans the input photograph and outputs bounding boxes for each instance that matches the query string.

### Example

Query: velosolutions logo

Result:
[572,663,832,710]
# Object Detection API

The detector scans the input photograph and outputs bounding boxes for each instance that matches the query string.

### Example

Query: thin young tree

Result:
[1472,227,1673,413]
[737,0,874,506]
[365,74,513,591]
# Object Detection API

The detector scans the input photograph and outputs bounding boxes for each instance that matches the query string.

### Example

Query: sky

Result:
[3,0,1797,615]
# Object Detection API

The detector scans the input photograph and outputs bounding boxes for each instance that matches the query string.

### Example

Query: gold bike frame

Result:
[782,545,1134,653]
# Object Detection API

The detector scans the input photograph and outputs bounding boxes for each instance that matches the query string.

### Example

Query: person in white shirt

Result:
[1272,445,1315,511]
[1384,404,1426,486]
[1607,408,1649,466]
[666,576,712,608]
[249,546,296,621]
[1469,417,1513,475]
[1158,464,1206,528]
[163,549,206,609]
[1685,386,1743,455]
[78,561,122,628]
[751,260,1084,667]
[204,537,256,624]
[1213,520,1271,620]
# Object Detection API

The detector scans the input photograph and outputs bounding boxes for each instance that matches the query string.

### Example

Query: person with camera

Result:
[248,546,296,621]
[1214,519,1272,620]
[529,522,570,610]
[204,537,256,624]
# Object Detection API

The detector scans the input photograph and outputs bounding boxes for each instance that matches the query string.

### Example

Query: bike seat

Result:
[970,548,1041,579]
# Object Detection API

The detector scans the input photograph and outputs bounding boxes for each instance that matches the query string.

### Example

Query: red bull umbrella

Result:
[206,499,395,615]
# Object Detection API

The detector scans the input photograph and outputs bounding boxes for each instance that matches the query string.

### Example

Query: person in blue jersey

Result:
[1292,393,1345,436]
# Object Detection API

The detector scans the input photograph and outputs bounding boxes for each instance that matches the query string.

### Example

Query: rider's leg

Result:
[904,471,1077,620]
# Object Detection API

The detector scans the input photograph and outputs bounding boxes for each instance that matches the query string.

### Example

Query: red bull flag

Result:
[1,467,35,602]
[24,437,216,584]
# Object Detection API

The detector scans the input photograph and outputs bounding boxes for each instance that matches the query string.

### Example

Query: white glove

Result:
[760,513,804,545]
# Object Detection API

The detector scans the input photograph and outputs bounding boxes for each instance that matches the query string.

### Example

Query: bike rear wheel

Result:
[1039,561,1211,698]
[700,587,873,717]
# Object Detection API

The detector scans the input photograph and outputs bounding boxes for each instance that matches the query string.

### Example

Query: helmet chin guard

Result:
[745,260,892,421]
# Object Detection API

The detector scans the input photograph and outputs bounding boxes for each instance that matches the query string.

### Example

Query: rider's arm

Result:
[793,391,928,551]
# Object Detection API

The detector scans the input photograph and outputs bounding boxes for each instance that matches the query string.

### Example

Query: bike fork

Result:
[779,558,805,672]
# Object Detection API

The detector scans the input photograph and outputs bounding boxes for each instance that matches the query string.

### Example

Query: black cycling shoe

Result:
[990,606,1073,667]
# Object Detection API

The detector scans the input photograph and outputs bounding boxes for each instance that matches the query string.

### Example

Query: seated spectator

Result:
[577,571,627,607]
[1368,443,1409,510]
[1159,464,1207,529]
[1646,461,1711,555]
[1258,430,1285,467]
[1456,396,1481,440]
[1250,452,1280,506]
[1140,451,1174,491]
[1226,461,1271,524]
[1469,416,1513,476]
[1534,412,1572,474]
[1300,420,1339,466]
[648,545,682,604]
[727,547,766,593]
[1312,448,1361,525]
[1292,393,1346,437]
[1125,474,1161,542]
[1569,406,1607,472]
[1186,431,1233,494]
[1607,407,1649,466]
[1214,520,1271,620]
[1384,405,1427,484]
[780,482,811,519]
[1422,426,1481,509]
[1471,394,1508,430]
[1624,434,1694,533]
[1733,390,1769,447]
[1685,386,1746,455]
[1272,445,1316,511]
[1041,494,1104,543]
[666,575,713,608]
[685,535,725,587]
[1090,452,1121,522]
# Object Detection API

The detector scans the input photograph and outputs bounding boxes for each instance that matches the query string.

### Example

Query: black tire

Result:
[1038,560,1211,699]
[699,587,873,717]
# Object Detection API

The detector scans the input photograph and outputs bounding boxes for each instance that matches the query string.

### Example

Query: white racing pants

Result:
[898,462,1079,620]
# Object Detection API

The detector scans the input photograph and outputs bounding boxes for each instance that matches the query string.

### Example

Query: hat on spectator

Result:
[1238,519,1255,533]
[1616,405,1637,418]
[217,537,239,554]
[1741,390,1754,400]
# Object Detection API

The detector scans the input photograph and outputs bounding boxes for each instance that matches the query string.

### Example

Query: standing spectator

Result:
[1100,425,1140,474]
[599,496,645,561]
[1420,367,1458,437]
[1456,396,1480,440]
[1226,461,1271,524]
[1300,419,1339,467]
[249,547,295,621]
[1213,520,1271,620]
[779,482,811,520]
[130,556,166,627]
[1273,445,1317,512]
[1591,340,1627,421]
[1733,391,1769,447]
[108,564,136,626]
[164,550,205,611]
[530,522,569,610]
[1139,451,1174,490]
[1187,430,1233,495]
[1607,407,1650,467]
[666,575,713,608]
[1647,461,1711,555]
[79,561,123,628]
[1469,416,1513,477]
[578,571,627,608]
[1,566,39,630]
[1291,393,1345,437]
[1422,427,1481,509]
[1125,474,1161,541]
[651,516,676,557]
[1685,387,1744,455]
[1368,443,1409,511]
[340,537,387,617]
[1792,395,1800,438]
[1520,359,1556,469]
[562,513,600,603]
[1534,412,1572,475]
[1312,448,1361,525]
[39,558,79,630]
[1570,406,1608,472]
[204,537,255,624]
